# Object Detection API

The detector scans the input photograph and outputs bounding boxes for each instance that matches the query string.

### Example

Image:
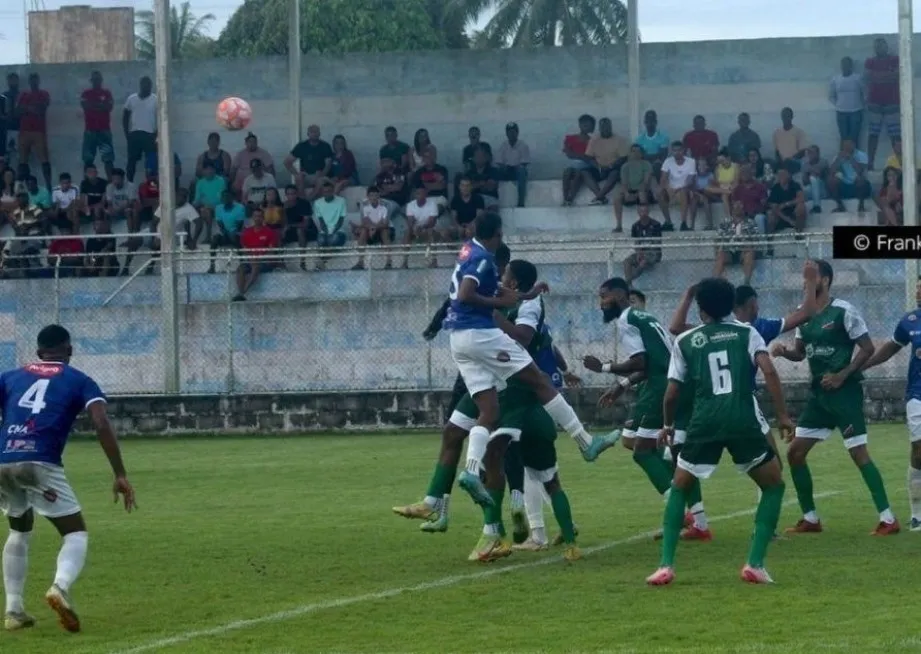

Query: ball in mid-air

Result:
[216,97,252,131]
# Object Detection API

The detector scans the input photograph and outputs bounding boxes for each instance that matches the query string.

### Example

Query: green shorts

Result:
[626,377,667,440]
[795,382,867,448]
[673,386,694,442]
[519,407,559,483]
[450,384,542,438]
[678,435,774,480]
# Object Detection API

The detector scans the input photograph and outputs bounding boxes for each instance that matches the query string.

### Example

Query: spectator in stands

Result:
[585,117,628,205]
[231,133,274,196]
[624,204,662,284]
[658,141,696,231]
[689,158,717,231]
[25,175,50,211]
[683,115,720,163]
[144,137,182,189]
[830,56,865,148]
[495,122,530,208]
[122,76,157,183]
[374,157,409,213]
[773,107,808,173]
[154,188,200,250]
[467,145,500,209]
[748,147,773,186]
[629,288,646,310]
[351,186,393,270]
[634,110,670,176]
[123,169,159,275]
[80,70,115,178]
[865,38,900,170]
[885,138,903,170]
[713,147,739,213]
[208,188,245,274]
[2,73,21,171]
[767,167,806,235]
[613,144,653,233]
[727,112,762,164]
[104,168,137,225]
[380,126,412,174]
[330,134,358,196]
[403,186,441,268]
[286,124,333,199]
[84,215,119,277]
[801,146,828,214]
[50,173,78,232]
[827,138,872,215]
[714,201,757,285]
[462,126,492,172]
[312,181,348,270]
[0,168,15,219]
[17,73,51,190]
[262,187,285,232]
[194,132,232,189]
[449,176,484,241]
[561,113,596,206]
[731,164,768,234]
[192,160,227,247]
[6,192,44,277]
[48,222,85,277]
[234,207,278,302]
[242,159,277,209]
[79,164,108,222]
[876,167,903,226]
[411,129,436,170]
[410,147,449,210]
[283,185,316,271]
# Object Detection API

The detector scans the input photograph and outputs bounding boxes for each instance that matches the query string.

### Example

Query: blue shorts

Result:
[867,104,900,137]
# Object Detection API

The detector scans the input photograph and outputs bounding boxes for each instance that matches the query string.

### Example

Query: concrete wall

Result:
[0,33,914,185]
[28,7,135,65]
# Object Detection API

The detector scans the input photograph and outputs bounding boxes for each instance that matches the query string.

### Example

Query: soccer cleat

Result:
[563,545,582,561]
[680,526,713,541]
[457,471,494,507]
[740,564,774,584]
[45,584,80,633]
[510,507,529,544]
[419,514,448,533]
[512,537,549,552]
[476,536,513,563]
[468,534,489,561]
[392,502,437,521]
[580,431,622,462]
[784,519,823,534]
[552,523,579,546]
[910,517,921,532]
[871,519,901,536]
[4,611,35,632]
[645,566,675,586]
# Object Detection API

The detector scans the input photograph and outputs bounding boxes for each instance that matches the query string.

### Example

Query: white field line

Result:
[108,491,842,654]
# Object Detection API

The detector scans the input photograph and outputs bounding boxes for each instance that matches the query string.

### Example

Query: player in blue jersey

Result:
[0,325,135,633]
[862,282,921,531]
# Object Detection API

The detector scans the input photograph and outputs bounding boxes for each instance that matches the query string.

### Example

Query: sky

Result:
[0,0,917,66]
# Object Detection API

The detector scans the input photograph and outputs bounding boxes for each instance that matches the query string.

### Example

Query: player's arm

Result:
[456,277,517,309]
[423,298,451,340]
[779,260,819,333]
[771,335,806,361]
[669,284,698,335]
[827,305,874,386]
[864,319,910,370]
[750,327,794,438]
[86,401,136,511]
[493,309,536,347]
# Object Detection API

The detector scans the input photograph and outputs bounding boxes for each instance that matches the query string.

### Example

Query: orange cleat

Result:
[784,519,823,534]
[646,566,675,586]
[871,519,901,536]
[740,564,774,584]
[683,512,693,528]
[680,526,713,541]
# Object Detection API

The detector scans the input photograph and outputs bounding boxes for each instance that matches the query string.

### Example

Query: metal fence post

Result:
[53,256,61,324]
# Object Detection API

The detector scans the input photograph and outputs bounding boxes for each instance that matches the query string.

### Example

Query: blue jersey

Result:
[533,325,563,388]
[444,240,498,331]
[0,362,106,467]
[893,308,921,402]
[749,317,784,387]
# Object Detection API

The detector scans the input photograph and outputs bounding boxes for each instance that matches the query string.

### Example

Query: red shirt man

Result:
[81,81,113,132]
[17,73,51,171]
[731,175,768,218]
[241,222,279,254]
[683,115,720,161]
[49,237,85,257]
[865,40,899,107]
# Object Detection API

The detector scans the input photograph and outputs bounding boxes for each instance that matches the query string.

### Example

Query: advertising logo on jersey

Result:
[6,419,35,437]
[2,438,36,454]
[25,362,63,377]
[458,243,472,261]
[690,332,708,349]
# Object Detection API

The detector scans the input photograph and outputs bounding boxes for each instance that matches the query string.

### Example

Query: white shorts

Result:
[907,399,921,443]
[449,328,532,397]
[525,464,558,485]
[0,462,81,519]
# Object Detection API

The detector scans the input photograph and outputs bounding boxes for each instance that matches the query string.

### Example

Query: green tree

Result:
[135,1,216,60]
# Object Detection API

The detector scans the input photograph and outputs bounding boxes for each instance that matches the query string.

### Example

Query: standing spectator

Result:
[80,71,115,178]
[122,76,157,183]
[154,188,200,249]
[78,163,108,221]
[449,176,484,241]
[1,73,21,170]
[50,173,78,232]
[682,115,720,162]
[47,223,85,277]
[865,37,900,170]
[829,56,865,147]
[242,159,277,209]
[231,133,275,196]
[727,113,762,164]
[467,146,500,209]
[801,146,829,214]
[410,147,449,210]
[657,141,696,231]
[403,186,441,268]
[285,124,333,199]
[634,110,670,175]
[713,201,757,285]
[283,185,316,270]
[374,157,409,212]
[410,129,436,170]
[379,126,411,174]
[561,114,596,206]
[330,134,358,196]
[613,144,653,233]
[623,204,662,284]
[495,122,530,207]
[84,215,119,277]
[351,186,394,270]
[233,208,278,301]
[767,167,806,234]
[773,107,808,173]
[748,147,774,186]
[24,175,50,211]
[312,181,348,270]
[194,132,231,187]
[192,160,227,247]
[17,73,51,190]
[462,126,492,172]
[585,117,628,205]
[208,188,246,274]
[876,167,903,226]
[731,164,768,233]
[827,138,872,215]
[104,168,137,224]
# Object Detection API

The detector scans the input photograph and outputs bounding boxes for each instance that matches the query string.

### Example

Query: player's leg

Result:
[515,408,559,552]
[517,471,549,550]
[631,381,674,498]
[473,431,514,562]
[738,440,785,584]
[670,430,710,540]
[906,399,921,531]
[503,440,528,544]
[785,392,833,533]
[0,465,35,631]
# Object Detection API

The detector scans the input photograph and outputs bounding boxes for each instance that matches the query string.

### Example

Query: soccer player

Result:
[0,325,136,633]
[647,278,791,586]
[861,281,921,531]
[772,260,898,535]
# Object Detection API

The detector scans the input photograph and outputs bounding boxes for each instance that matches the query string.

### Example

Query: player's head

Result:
[628,289,646,310]
[495,243,511,277]
[37,324,72,363]
[814,259,833,297]
[502,259,537,292]
[599,277,630,323]
[695,278,735,324]
[475,212,503,251]
[733,284,759,323]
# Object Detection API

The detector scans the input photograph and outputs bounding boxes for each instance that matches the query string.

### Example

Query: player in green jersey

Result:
[772,260,899,535]
[648,277,791,586]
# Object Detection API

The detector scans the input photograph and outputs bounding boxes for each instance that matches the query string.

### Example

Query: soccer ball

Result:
[216,97,252,131]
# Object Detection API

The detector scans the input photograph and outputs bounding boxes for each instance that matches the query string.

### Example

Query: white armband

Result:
[601,362,613,373]
[619,377,632,389]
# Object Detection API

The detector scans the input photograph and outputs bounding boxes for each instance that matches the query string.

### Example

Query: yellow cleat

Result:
[512,537,549,552]
[477,537,513,563]
[468,534,489,561]
[563,545,583,561]
[4,612,35,632]
[392,502,437,521]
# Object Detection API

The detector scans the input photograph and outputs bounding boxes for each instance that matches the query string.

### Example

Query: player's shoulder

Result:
[830,297,860,314]
[674,323,706,347]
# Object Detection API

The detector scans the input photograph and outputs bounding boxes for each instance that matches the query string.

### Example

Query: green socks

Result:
[659,484,687,567]
[790,463,816,515]
[748,482,785,568]
[634,449,674,496]
[550,490,576,544]
[504,442,525,495]
[484,487,506,529]
[426,463,458,499]
[686,477,702,508]
[859,461,891,513]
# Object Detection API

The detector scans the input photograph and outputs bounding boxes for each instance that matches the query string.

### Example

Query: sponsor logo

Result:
[805,344,815,358]
[6,422,33,436]
[3,439,36,454]
[496,351,511,363]
[458,244,472,261]
[915,348,921,360]
[821,321,836,330]
[910,314,918,322]
[25,362,62,377]
[690,332,708,348]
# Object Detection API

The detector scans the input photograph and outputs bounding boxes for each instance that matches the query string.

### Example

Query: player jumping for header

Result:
[0,325,136,633]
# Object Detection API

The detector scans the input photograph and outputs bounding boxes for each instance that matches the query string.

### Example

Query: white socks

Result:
[509,489,524,511]
[524,474,545,531]
[689,502,708,530]
[803,510,819,524]
[464,426,490,474]
[879,508,896,525]
[542,394,591,450]
[908,466,921,520]
[54,532,88,593]
[3,531,30,614]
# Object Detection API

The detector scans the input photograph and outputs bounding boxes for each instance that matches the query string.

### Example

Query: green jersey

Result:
[616,307,673,382]
[507,296,550,356]
[794,298,868,385]
[670,320,767,441]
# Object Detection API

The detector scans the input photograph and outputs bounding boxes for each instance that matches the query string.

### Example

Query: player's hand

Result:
[770,343,787,359]
[598,384,624,408]
[658,426,676,448]
[494,285,520,308]
[777,415,796,443]
[582,355,604,373]
[113,476,137,513]
[519,281,550,301]
[820,372,846,391]
[803,259,819,280]
[422,325,439,341]
[563,371,582,387]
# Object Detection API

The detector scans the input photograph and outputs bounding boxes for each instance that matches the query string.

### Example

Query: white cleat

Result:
[45,584,80,633]
[740,564,775,584]
[4,611,35,631]
[511,537,549,552]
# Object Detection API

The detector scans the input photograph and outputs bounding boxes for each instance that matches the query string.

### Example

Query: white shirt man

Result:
[123,93,157,134]
[661,155,696,190]
[405,195,440,228]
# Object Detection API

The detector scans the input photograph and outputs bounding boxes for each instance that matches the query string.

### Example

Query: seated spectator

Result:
[657,141,696,231]
[449,176,484,241]
[561,114,596,206]
[411,128,436,170]
[375,157,409,212]
[233,208,279,302]
[495,122,530,207]
[242,159,277,210]
[262,187,285,232]
[585,117,628,205]
[25,175,51,211]
[462,126,492,174]
[767,167,806,234]
[682,115,720,162]
[14,165,29,195]
[50,173,79,232]
[192,160,226,246]
[876,167,903,226]
[10,191,44,238]
[231,132,275,197]
[136,168,159,229]
[144,137,182,188]
[285,124,333,200]
[623,204,662,284]
[714,201,757,285]
[195,132,231,185]
[153,187,200,250]
[1,168,18,219]
[84,215,119,277]
[379,126,412,174]
[312,181,348,270]
[79,163,108,223]
[410,147,449,210]
[885,138,902,170]
[403,186,441,268]
[330,134,358,196]
[613,144,653,233]
[711,148,739,219]
[634,109,670,176]
[772,107,808,173]
[748,147,774,186]
[827,138,872,214]
[104,168,137,224]
[283,185,317,271]
[209,189,246,274]
[351,186,393,270]
[4,193,44,277]
[47,222,85,277]
[731,164,768,233]
[727,112,762,164]
[689,158,718,230]
[467,145,500,209]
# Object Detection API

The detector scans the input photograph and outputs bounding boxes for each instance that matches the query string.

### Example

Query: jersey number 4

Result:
[18,379,49,415]
[707,350,732,396]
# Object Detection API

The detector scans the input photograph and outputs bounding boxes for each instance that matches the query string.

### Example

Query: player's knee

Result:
[621,436,635,451]
[544,477,561,495]
[847,444,870,466]
[786,443,805,466]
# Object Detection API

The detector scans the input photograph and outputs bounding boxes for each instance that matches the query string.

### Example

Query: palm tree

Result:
[135,1,216,60]
[454,0,629,48]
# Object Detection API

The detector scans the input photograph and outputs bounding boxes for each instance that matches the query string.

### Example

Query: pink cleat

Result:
[646,566,675,586]
[740,564,774,584]
[680,526,713,541]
